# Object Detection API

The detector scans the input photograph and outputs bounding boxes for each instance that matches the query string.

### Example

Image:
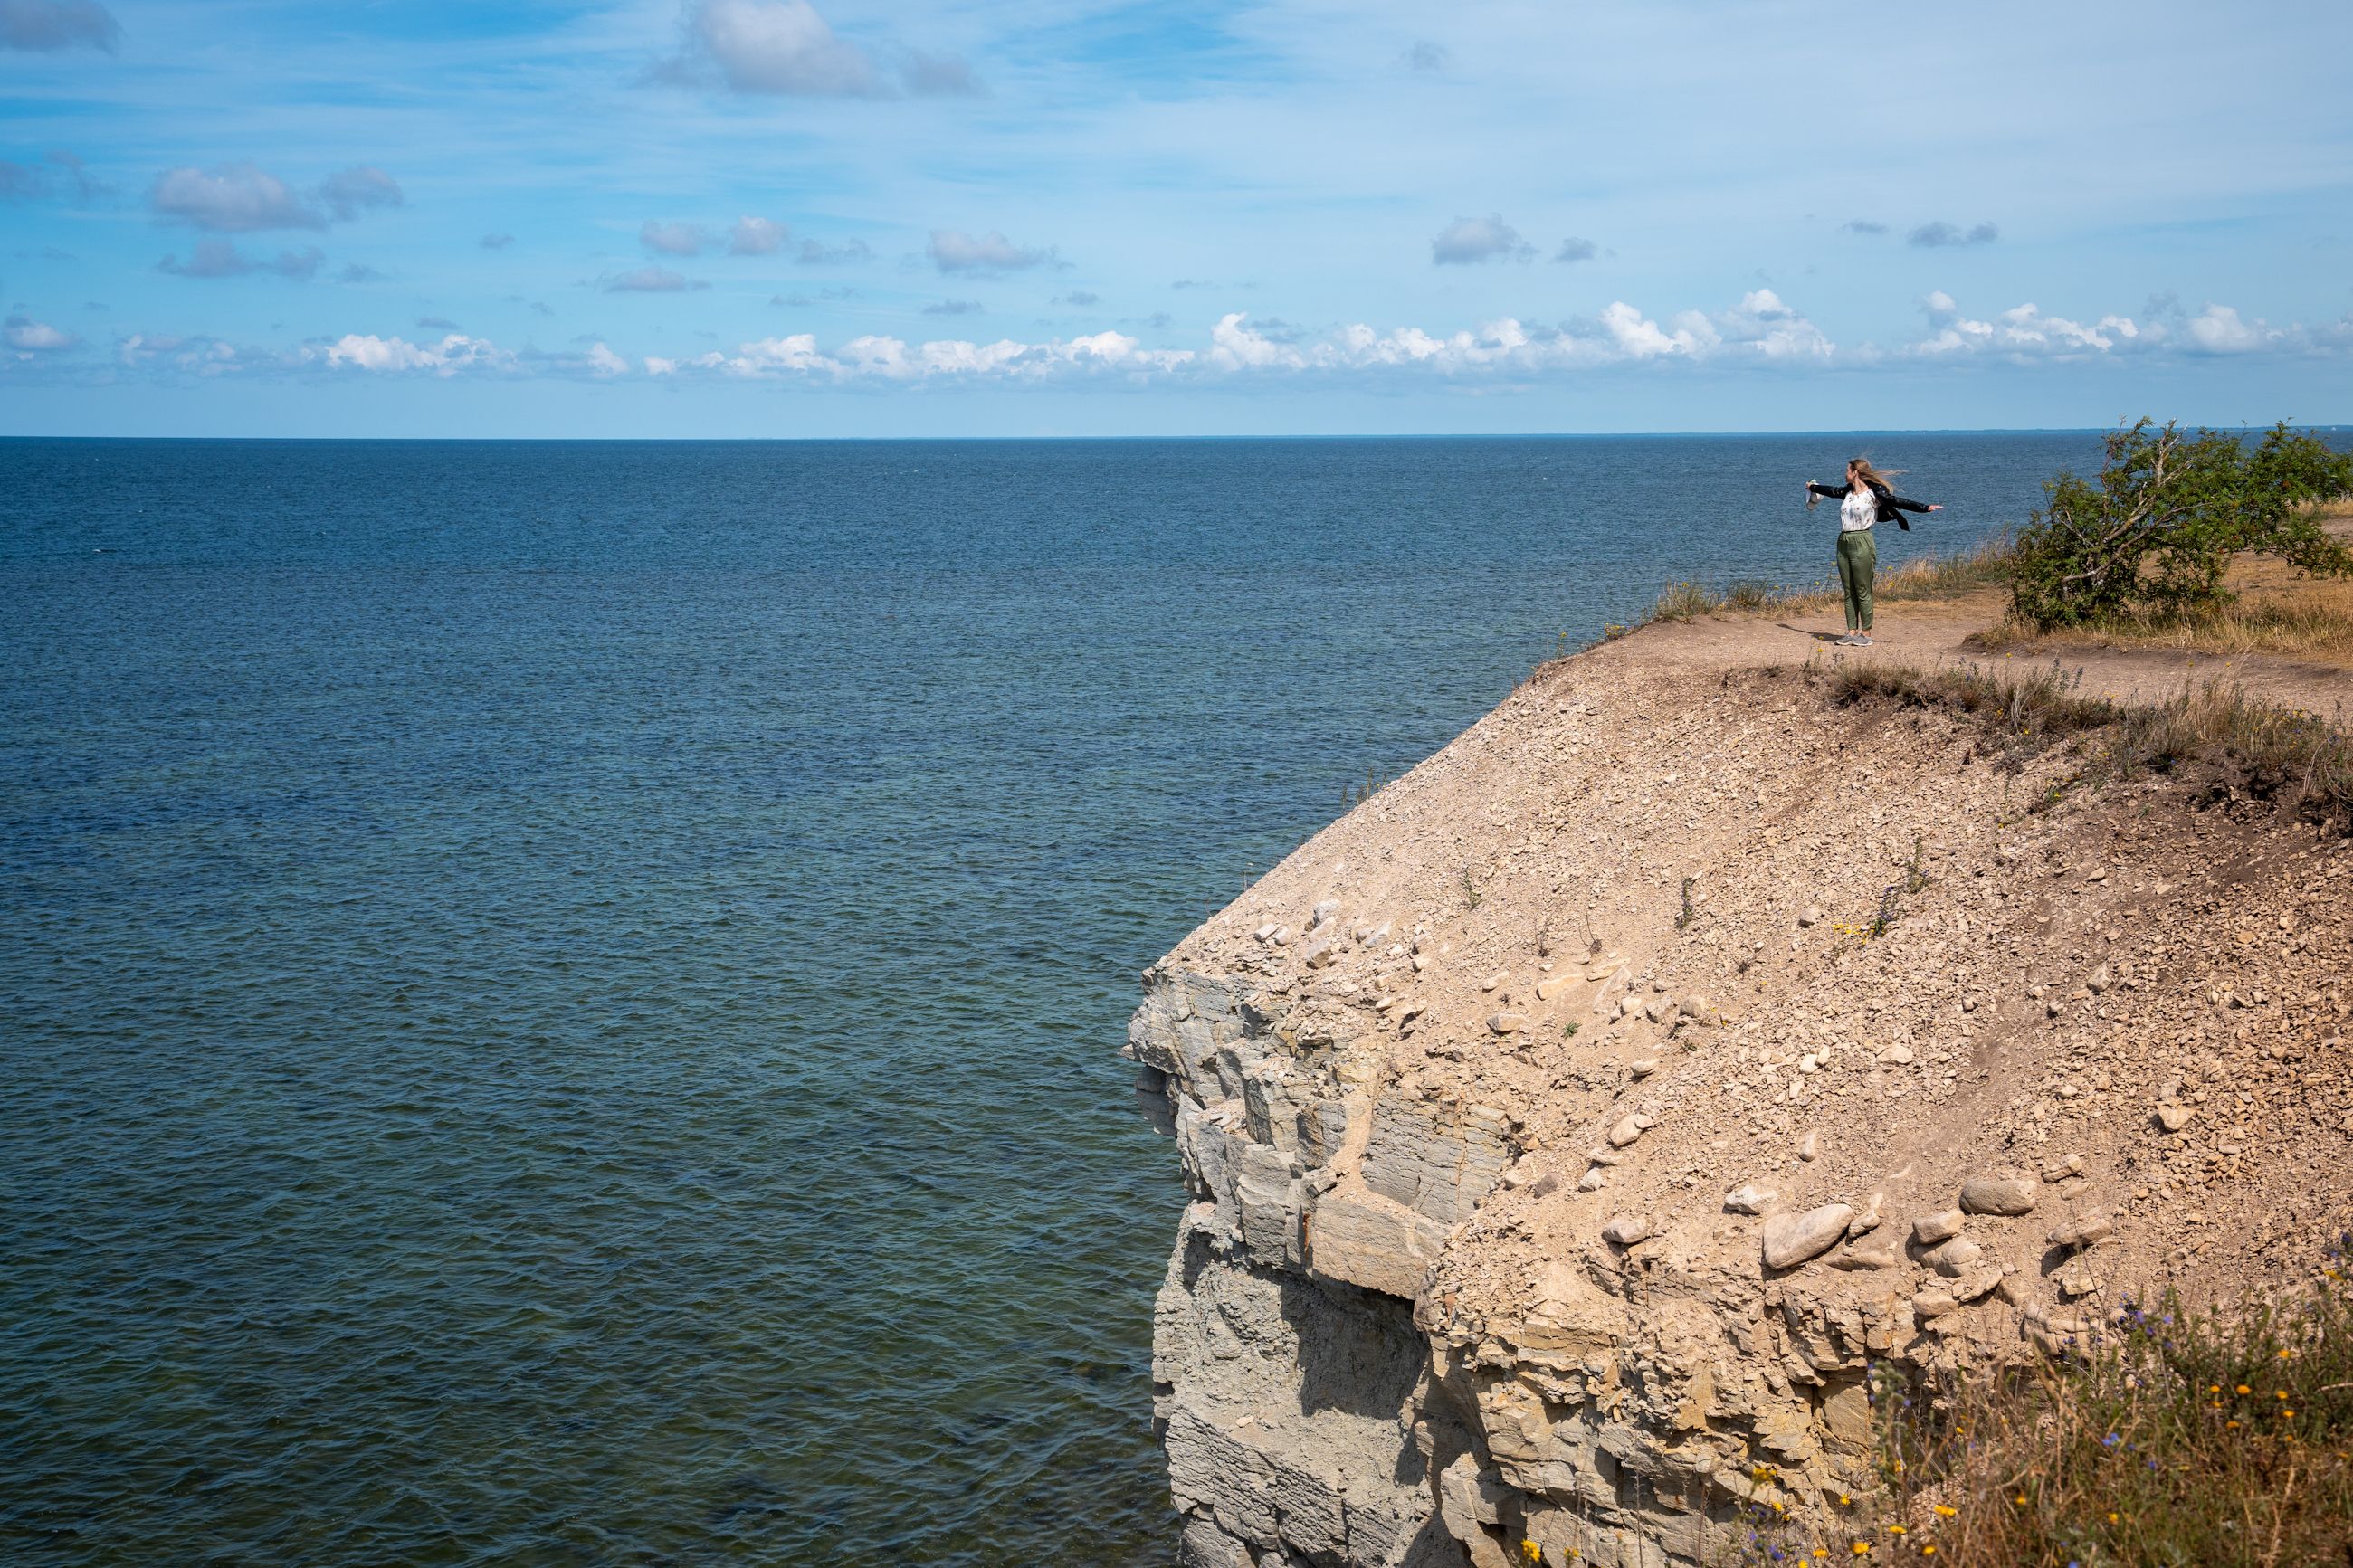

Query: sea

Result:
[1,433,2096,1567]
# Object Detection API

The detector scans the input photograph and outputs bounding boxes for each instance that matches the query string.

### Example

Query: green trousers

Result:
[1836,528,1877,631]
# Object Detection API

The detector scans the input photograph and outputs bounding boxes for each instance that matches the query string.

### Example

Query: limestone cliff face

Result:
[1126,639,2353,1568]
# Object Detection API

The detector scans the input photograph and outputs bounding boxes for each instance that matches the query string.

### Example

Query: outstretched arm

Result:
[1886,494,1943,513]
[1806,480,1852,499]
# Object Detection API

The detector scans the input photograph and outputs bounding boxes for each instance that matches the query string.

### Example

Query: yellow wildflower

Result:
[1931,1506,1956,1519]
[2235,1383,2251,1395]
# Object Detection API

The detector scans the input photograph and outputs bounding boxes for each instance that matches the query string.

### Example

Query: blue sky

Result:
[3,0,2350,436]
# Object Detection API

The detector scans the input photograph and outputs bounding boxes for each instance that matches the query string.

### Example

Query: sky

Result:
[3,0,2350,437]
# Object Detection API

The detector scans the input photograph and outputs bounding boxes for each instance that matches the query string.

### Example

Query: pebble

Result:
[1959,1176,2040,1216]
[2158,1105,2195,1133]
[1797,906,1822,927]
[1268,925,1294,946]
[1601,1214,1652,1247]
[1481,970,1507,993]
[1310,898,1340,927]
[1302,937,1342,969]
[1488,1012,1526,1036]
[1761,1203,1853,1269]
[1529,1172,1565,1199]
[1797,1130,1820,1162]
[1913,1209,1967,1246]
[1253,921,1278,941]
[1911,1290,1959,1318]
[1577,1168,1609,1193]
[1724,1183,1777,1215]
[1535,974,1578,1002]
[1606,1114,1645,1148]
[1846,1192,1884,1236]
[1628,1058,1658,1080]
[1877,1043,1914,1066]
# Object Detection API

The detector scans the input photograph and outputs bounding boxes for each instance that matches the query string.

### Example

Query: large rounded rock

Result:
[1959,1176,2041,1216]
[1761,1202,1853,1270]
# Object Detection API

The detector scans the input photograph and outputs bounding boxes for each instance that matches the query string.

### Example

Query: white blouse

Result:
[1840,486,1877,533]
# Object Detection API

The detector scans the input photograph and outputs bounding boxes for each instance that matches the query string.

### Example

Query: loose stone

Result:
[1724,1183,1777,1215]
[1761,1202,1853,1269]
[1913,1209,1967,1246]
[1959,1176,2040,1216]
[1601,1214,1652,1247]
[1488,1012,1527,1036]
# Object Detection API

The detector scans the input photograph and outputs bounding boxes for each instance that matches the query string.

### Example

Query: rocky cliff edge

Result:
[1127,631,2353,1568]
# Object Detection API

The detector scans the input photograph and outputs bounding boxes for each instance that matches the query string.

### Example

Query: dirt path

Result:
[1607,587,2351,721]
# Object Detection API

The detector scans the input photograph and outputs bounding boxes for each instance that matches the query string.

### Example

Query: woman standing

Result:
[1805,458,1941,646]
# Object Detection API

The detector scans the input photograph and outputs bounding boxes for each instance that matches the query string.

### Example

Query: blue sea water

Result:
[1,434,2091,1567]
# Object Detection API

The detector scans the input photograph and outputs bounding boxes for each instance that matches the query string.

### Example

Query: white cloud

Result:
[728,216,787,255]
[641,220,710,256]
[586,341,628,375]
[319,332,512,376]
[119,333,240,375]
[149,163,403,233]
[1,0,118,52]
[1432,214,1532,265]
[5,314,78,350]
[151,165,323,232]
[928,228,1056,274]
[667,0,882,96]
[601,265,708,293]
[1553,236,1597,264]
[2183,303,2275,356]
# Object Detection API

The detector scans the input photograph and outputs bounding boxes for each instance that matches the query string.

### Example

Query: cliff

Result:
[1126,625,2353,1568]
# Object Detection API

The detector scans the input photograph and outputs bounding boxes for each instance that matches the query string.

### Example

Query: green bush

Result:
[2010,419,2353,630]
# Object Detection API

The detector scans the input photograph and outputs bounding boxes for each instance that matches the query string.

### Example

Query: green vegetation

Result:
[1871,1277,2353,1567]
[2010,419,2353,631]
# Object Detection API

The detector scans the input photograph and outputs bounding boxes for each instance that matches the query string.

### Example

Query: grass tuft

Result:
[1822,655,2353,822]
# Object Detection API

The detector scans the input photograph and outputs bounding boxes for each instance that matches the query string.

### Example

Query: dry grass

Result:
[1866,1278,2353,1568]
[1643,538,2016,630]
[1819,655,2353,823]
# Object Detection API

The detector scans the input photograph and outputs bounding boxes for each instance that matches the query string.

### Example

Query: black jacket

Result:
[1807,479,1932,531]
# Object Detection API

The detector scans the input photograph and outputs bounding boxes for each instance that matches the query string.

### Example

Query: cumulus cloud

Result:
[656,0,979,99]
[1,0,119,52]
[728,216,787,255]
[922,299,983,316]
[641,219,710,256]
[151,165,321,232]
[480,232,515,249]
[661,0,882,96]
[1432,214,1532,265]
[319,331,512,375]
[158,238,326,280]
[928,228,1056,274]
[1898,289,2318,358]
[5,313,78,350]
[149,163,404,233]
[601,265,708,293]
[1553,236,1597,263]
[1908,221,1998,249]
[118,332,240,375]
[318,166,403,221]
[792,237,872,266]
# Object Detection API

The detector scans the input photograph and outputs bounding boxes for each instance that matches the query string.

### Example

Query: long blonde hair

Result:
[1848,456,1901,489]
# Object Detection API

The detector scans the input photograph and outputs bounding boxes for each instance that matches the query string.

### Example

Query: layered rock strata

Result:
[1129,644,2353,1568]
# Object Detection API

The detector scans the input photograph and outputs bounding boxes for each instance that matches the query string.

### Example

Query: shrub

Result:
[2009,419,2353,631]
